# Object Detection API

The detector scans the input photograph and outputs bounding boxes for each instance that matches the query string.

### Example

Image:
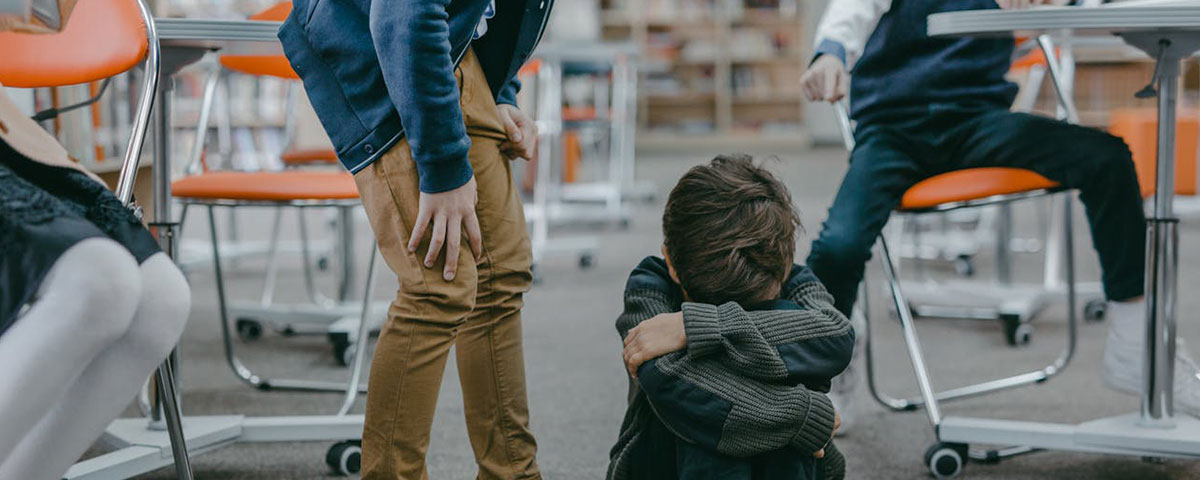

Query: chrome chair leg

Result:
[155,358,193,480]
[864,196,1079,415]
[298,207,335,308]
[879,236,943,428]
[207,205,368,394]
[259,207,285,307]
[338,243,379,416]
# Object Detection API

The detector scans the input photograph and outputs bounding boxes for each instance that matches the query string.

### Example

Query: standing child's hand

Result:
[497,104,537,160]
[623,312,687,378]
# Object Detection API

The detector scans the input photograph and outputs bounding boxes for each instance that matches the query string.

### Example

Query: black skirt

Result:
[0,138,160,332]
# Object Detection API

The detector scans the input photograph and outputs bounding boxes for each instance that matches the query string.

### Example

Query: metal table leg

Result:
[1119,31,1200,427]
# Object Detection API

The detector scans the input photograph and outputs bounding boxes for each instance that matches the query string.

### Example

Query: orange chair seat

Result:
[281,148,339,166]
[172,171,358,202]
[900,167,1060,211]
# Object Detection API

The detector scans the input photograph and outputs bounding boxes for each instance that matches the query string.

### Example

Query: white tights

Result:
[0,239,190,479]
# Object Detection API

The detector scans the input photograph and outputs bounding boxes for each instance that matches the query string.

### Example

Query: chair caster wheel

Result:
[1002,315,1032,347]
[925,442,967,478]
[326,440,362,475]
[336,343,357,367]
[954,255,975,277]
[579,253,595,269]
[1084,299,1106,323]
[236,318,263,342]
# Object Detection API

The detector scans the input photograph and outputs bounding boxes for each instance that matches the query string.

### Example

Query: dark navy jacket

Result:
[278,0,553,192]
[814,0,1018,126]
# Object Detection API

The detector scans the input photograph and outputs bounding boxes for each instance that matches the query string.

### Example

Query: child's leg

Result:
[0,239,141,465]
[675,442,753,480]
[0,253,188,479]
[806,127,927,316]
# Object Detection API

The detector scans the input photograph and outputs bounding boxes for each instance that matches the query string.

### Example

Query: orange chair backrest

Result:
[0,0,148,88]
[249,1,293,21]
[219,2,298,80]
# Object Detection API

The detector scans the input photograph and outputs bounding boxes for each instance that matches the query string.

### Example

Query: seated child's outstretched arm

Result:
[680,264,853,390]
[615,257,839,458]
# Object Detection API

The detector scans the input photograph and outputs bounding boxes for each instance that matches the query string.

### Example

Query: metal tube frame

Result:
[865,193,1078,413]
[106,1,194,477]
[850,34,1082,416]
[338,245,379,416]
[206,205,369,394]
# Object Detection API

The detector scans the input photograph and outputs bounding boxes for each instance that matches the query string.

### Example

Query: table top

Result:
[928,5,1200,37]
[155,18,283,53]
[533,42,640,62]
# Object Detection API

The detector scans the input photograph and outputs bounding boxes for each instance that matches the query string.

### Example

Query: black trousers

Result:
[806,107,1147,317]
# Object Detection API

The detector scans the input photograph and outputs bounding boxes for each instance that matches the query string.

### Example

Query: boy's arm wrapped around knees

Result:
[617,257,684,339]
[636,354,838,458]
[681,265,854,388]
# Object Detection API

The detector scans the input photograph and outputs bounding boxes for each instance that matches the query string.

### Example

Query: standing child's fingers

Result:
[424,214,448,268]
[408,207,432,253]
[465,212,483,258]
[502,110,523,143]
[443,217,462,281]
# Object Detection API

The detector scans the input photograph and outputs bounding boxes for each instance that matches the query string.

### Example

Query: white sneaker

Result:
[829,308,865,436]
[1101,300,1200,418]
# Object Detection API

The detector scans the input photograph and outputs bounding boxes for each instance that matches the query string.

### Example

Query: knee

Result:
[125,254,190,358]
[810,226,875,269]
[1086,134,1137,176]
[62,239,143,344]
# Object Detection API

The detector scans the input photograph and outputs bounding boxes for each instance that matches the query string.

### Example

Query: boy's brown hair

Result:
[662,154,801,306]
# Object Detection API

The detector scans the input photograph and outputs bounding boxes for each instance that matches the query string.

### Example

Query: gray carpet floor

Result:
[82,146,1200,479]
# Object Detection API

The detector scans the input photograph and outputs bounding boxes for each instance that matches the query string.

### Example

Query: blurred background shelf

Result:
[599,0,811,148]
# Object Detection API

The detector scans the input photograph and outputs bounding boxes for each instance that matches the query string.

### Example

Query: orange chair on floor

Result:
[203,1,339,169]
[173,2,378,406]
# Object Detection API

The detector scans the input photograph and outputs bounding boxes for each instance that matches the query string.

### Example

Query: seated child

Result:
[608,154,854,480]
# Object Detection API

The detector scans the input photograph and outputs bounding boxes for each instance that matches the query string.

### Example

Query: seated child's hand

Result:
[623,312,686,378]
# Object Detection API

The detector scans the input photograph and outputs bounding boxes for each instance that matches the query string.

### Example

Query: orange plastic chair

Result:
[171,3,376,400]
[172,170,358,202]
[0,1,195,478]
[0,0,158,204]
[899,168,1062,212]
[220,1,334,167]
[1108,108,1198,197]
[829,37,1082,438]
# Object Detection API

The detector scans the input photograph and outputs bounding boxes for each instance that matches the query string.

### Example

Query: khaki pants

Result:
[354,48,539,480]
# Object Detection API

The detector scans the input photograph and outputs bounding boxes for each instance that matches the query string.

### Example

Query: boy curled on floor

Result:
[608,154,853,480]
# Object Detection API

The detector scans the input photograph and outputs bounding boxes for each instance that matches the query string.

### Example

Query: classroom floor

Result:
[91,146,1200,479]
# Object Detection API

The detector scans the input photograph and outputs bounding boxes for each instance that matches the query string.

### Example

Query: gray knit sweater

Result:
[607,256,852,480]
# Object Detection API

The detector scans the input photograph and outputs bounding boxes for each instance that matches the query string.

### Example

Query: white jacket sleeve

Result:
[812,0,893,69]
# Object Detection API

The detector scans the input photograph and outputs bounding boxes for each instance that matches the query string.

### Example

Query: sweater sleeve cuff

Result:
[416,153,474,193]
[681,302,723,357]
[497,77,521,106]
[792,392,837,454]
[812,38,848,67]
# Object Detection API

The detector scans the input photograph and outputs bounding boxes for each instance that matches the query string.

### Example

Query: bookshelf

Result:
[599,0,810,147]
